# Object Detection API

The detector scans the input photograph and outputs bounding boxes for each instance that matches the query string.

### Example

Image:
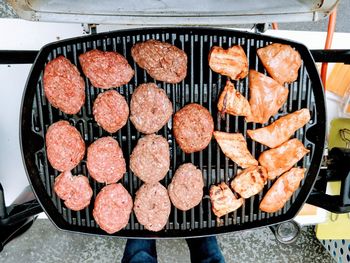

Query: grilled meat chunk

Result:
[258,138,309,180]
[245,70,289,124]
[217,80,251,117]
[231,166,268,199]
[210,182,244,217]
[214,131,258,168]
[247,108,310,148]
[260,168,305,213]
[257,43,302,84]
[209,45,248,80]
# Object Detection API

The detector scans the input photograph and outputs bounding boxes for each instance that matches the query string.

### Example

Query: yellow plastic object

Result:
[328,118,350,149]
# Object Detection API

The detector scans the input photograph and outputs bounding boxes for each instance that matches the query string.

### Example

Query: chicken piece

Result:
[210,182,244,217]
[257,43,302,85]
[260,168,305,213]
[208,45,248,80]
[247,108,310,148]
[214,131,258,168]
[245,70,289,124]
[217,80,251,117]
[231,166,268,199]
[258,138,309,180]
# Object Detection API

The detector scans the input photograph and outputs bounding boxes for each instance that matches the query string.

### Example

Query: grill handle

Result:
[310,49,350,64]
[306,148,350,213]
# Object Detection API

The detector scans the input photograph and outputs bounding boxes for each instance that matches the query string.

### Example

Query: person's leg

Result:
[122,239,157,263]
[186,236,225,263]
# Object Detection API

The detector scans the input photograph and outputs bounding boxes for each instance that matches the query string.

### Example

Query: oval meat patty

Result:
[130,83,173,134]
[134,183,171,232]
[93,90,129,133]
[46,120,85,172]
[130,134,170,183]
[54,171,92,211]
[43,56,85,114]
[93,183,133,234]
[168,163,204,211]
[131,39,187,83]
[79,49,134,89]
[173,103,214,153]
[87,137,126,184]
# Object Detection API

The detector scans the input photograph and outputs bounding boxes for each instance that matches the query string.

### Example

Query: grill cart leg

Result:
[0,184,42,252]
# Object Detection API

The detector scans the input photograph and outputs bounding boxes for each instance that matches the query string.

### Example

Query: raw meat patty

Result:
[173,103,214,153]
[79,49,134,89]
[43,56,85,114]
[93,90,129,133]
[93,183,133,234]
[130,134,170,183]
[130,83,173,134]
[46,120,85,172]
[168,163,204,211]
[134,183,171,232]
[131,39,187,83]
[54,171,92,211]
[87,137,126,184]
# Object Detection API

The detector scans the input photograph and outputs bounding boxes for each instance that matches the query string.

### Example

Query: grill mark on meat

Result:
[208,45,248,80]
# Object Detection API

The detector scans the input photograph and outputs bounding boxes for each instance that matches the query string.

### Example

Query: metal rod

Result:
[0,50,38,64]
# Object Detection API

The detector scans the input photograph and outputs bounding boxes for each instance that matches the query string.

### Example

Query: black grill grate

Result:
[21,28,326,237]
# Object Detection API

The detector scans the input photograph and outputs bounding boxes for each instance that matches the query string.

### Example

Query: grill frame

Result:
[20,27,326,238]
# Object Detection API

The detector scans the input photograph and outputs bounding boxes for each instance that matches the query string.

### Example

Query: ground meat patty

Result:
[46,120,85,172]
[134,182,171,232]
[131,40,187,83]
[168,163,204,211]
[93,90,129,133]
[43,56,85,114]
[79,49,134,89]
[87,137,126,184]
[130,83,173,134]
[173,103,214,153]
[93,183,133,234]
[130,134,170,183]
[54,171,92,211]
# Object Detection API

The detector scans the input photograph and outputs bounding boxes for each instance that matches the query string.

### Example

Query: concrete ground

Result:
[1,0,349,262]
[1,219,334,263]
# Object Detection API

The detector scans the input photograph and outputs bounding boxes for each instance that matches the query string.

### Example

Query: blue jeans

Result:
[121,236,225,263]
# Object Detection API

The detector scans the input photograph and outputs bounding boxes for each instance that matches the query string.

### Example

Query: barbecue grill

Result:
[1,0,350,250]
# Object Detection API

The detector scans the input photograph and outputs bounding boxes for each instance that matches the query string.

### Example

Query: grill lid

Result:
[8,0,338,25]
[21,27,326,237]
